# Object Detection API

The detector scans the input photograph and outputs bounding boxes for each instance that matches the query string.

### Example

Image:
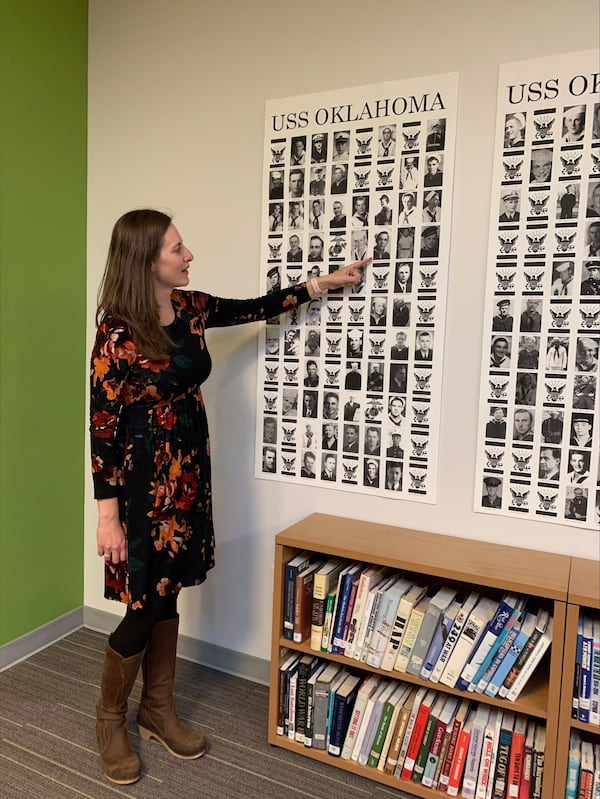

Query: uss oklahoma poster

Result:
[255,73,457,501]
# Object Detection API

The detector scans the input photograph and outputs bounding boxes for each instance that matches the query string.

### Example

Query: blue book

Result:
[456,594,520,692]
[331,562,364,654]
[484,611,537,698]
[475,615,522,694]
[578,614,594,723]
[468,598,524,692]
[565,732,581,799]
[420,598,461,681]
[572,616,584,719]
[283,551,314,640]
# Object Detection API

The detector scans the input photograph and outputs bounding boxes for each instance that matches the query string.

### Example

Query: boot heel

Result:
[138,725,152,741]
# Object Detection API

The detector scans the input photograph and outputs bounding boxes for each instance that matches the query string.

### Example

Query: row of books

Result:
[283,553,553,702]
[277,651,546,798]
[565,732,600,799]
[572,612,600,726]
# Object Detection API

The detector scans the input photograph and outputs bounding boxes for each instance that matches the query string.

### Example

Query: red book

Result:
[438,699,470,792]
[400,690,435,781]
[446,713,473,796]
[518,722,535,799]
[507,717,527,798]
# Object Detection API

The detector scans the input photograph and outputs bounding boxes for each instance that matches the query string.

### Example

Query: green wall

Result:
[0,0,88,645]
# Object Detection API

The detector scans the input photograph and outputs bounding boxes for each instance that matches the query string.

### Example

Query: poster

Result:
[255,74,458,500]
[474,51,600,529]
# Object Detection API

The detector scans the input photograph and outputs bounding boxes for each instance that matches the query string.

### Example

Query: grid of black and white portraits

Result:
[258,94,456,499]
[477,71,600,528]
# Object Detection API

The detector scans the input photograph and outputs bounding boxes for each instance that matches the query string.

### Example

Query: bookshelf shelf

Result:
[554,557,600,797]
[268,513,571,799]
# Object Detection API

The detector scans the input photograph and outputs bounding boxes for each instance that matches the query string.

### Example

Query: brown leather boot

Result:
[137,617,206,759]
[96,643,145,784]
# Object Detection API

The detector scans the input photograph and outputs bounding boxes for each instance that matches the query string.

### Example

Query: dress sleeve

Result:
[89,320,137,500]
[177,283,312,329]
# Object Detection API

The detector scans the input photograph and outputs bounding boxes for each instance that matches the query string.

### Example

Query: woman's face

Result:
[152,225,193,290]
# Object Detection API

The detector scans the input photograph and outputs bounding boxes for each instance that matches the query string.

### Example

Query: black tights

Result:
[109,593,178,658]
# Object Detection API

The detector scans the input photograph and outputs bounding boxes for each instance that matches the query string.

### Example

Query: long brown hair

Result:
[96,209,174,359]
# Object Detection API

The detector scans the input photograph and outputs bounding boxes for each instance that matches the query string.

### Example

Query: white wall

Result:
[86,0,600,660]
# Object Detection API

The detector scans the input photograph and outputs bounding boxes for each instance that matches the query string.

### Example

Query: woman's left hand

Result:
[314,257,372,293]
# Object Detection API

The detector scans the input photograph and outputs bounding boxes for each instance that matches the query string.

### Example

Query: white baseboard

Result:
[0,605,269,685]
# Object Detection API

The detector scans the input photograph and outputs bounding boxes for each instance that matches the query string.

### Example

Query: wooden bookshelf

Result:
[269,513,571,799]
[554,556,600,796]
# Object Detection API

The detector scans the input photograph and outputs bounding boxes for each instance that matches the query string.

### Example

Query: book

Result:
[320,585,339,652]
[421,695,458,788]
[293,654,318,743]
[459,594,523,692]
[357,680,397,766]
[566,732,582,799]
[366,683,409,768]
[380,582,427,672]
[327,673,361,756]
[293,560,323,643]
[359,574,398,662]
[383,686,419,775]
[399,688,437,780]
[591,616,600,726]
[518,720,535,799]
[312,662,341,750]
[421,597,461,681]
[286,659,300,740]
[340,672,381,759]
[574,616,585,719]
[412,693,447,783]
[365,577,411,669]
[376,684,412,772]
[506,615,553,701]
[475,708,502,799]
[407,586,458,677]
[579,738,594,799]
[530,724,545,799]
[491,711,514,799]
[579,613,594,723]
[344,564,385,659]
[476,611,526,695]
[439,597,498,688]
[338,566,365,654]
[325,669,349,750]
[446,708,474,797]
[460,704,490,798]
[485,611,537,698]
[394,686,429,777]
[352,570,391,661]
[331,562,362,654]
[351,679,390,762]
[394,594,430,673]
[498,608,550,698]
[310,559,345,651]
[591,742,600,799]
[437,697,471,792]
[506,714,527,799]
[303,661,327,747]
[277,651,302,735]
[283,550,314,639]
[430,591,480,683]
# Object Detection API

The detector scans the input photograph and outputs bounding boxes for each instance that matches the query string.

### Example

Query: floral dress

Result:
[90,285,309,608]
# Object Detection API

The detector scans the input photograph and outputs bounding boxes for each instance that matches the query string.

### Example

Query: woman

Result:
[90,208,367,784]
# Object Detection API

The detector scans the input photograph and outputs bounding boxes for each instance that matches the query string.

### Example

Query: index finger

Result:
[351,257,373,269]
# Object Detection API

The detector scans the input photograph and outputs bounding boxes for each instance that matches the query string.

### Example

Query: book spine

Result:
[440,605,493,688]
[383,704,411,775]
[446,725,471,796]
[499,614,547,697]
[579,616,593,723]
[457,599,515,691]
[365,589,402,669]
[412,707,439,782]
[492,729,512,799]
[359,588,385,662]
[438,716,464,790]
[485,628,529,698]
[367,700,395,768]
[400,701,431,780]
[573,618,584,719]
[477,624,520,694]
[506,623,552,701]
[320,590,337,652]
[430,594,479,683]
[380,594,415,671]
[353,586,378,661]
[331,571,356,654]
[287,669,298,740]
[475,726,494,799]
[421,605,455,681]
[394,605,426,673]
[507,731,525,798]
[519,735,533,799]
[421,716,447,787]
[591,620,600,726]
[530,748,544,799]
[328,691,355,757]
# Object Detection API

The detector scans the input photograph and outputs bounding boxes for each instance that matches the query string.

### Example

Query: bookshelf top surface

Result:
[275,513,571,600]
[568,557,600,608]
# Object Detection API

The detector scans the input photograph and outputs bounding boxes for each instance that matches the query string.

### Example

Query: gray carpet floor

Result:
[0,628,414,798]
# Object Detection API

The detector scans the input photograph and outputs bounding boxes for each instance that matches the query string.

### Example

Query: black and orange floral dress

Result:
[90,285,309,609]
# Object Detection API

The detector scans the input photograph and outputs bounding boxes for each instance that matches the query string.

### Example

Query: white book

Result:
[365,577,411,668]
[340,673,381,759]
[439,597,498,688]
[343,565,386,659]
[591,616,600,726]
[357,680,397,766]
[351,571,389,660]
[478,709,502,799]
[393,594,430,672]
[326,562,354,653]
[461,704,490,799]
[303,661,327,747]
[358,574,398,662]
[430,591,480,682]
[380,582,427,671]
[406,586,457,676]
[592,742,600,799]
[350,680,390,762]
[506,615,553,701]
